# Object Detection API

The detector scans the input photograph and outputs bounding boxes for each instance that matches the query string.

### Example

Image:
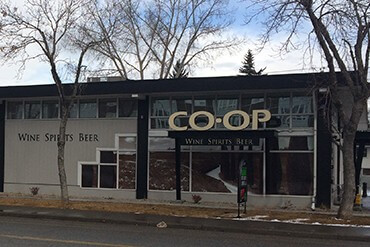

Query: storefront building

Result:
[0,73,367,209]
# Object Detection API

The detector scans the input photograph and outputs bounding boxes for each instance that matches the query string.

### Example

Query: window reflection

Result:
[172,98,192,114]
[216,97,238,115]
[7,101,23,119]
[42,101,59,119]
[266,94,290,114]
[194,96,215,114]
[99,99,117,118]
[24,101,41,119]
[151,98,171,116]
[241,96,264,113]
[79,99,97,118]
[267,153,313,195]
[119,99,137,117]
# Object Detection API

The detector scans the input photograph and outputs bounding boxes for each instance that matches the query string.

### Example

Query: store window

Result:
[151,98,171,129]
[215,96,239,128]
[81,165,98,188]
[100,151,116,163]
[265,93,314,129]
[267,136,314,195]
[291,95,314,128]
[81,150,118,189]
[266,153,313,195]
[171,97,192,129]
[42,101,59,119]
[68,102,78,118]
[99,99,117,118]
[24,101,41,119]
[79,99,97,118]
[118,99,137,117]
[149,137,189,191]
[118,136,136,189]
[7,101,23,119]
[119,152,136,189]
[100,165,117,188]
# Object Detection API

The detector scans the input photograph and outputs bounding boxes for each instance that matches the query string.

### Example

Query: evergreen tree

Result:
[171,60,189,78]
[239,50,266,76]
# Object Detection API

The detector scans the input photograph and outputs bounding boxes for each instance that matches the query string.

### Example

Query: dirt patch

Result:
[0,196,369,226]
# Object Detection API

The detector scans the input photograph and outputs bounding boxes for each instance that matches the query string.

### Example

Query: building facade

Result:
[0,73,367,209]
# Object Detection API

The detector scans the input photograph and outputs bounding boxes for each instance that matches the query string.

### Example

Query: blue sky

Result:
[0,0,325,87]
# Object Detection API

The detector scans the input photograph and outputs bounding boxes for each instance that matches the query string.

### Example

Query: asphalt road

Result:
[0,216,368,247]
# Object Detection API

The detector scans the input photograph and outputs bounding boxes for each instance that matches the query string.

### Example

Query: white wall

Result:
[4,118,136,195]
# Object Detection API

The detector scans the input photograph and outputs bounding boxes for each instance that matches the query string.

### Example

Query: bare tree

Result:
[0,0,99,204]
[247,0,370,219]
[90,0,239,79]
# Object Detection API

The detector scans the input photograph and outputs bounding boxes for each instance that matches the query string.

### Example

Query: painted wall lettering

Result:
[18,133,40,142]
[79,133,99,142]
[44,133,74,142]
[17,132,99,142]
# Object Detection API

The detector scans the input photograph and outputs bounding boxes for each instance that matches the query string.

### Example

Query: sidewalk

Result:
[0,200,369,242]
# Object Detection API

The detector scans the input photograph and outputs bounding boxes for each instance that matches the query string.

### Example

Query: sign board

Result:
[238,161,248,204]
[169,110,271,131]
[179,137,259,146]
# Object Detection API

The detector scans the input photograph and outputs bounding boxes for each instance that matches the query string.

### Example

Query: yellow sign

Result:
[169,110,271,131]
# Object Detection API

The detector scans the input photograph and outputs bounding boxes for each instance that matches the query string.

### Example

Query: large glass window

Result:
[267,135,314,195]
[24,101,41,119]
[118,136,136,189]
[216,96,239,129]
[194,96,215,113]
[149,137,189,191]
[7,101,23,119]
[291,95,314,128]
[149,151,189,191]
[191,152,263,194]
[119,99,137,117]
[99,99,117,118]
[266,153,313,195]
[119,152,136,189]
[79,99,97,118]
[241,95,264,113]
[266,93,290,115]
[42,101,59,119]
[151,98,171,129]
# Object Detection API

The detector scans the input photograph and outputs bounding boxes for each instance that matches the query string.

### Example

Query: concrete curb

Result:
[0,205,369,242]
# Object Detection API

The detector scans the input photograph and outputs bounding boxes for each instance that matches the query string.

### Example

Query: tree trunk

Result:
[57,105,69,205]
[338,128,356,219]
[337,99,365,219]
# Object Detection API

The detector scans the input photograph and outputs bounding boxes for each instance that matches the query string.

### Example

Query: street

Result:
[0,216,368,247]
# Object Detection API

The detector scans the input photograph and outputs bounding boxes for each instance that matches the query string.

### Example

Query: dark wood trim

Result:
[175,139,181,201]
[316,93,332,208]
[136,97,149,199]
[0,101,5,192]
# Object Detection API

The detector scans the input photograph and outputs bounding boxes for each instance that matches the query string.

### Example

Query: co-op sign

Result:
[169,110,271,131]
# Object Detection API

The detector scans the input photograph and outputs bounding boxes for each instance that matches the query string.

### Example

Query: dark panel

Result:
[0,101,4,192]
[316,93,332,207]
[175,139,181,200]
[136,97,149,199]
